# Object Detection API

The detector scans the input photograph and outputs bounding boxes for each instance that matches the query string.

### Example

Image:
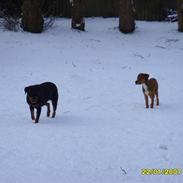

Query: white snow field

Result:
[0,18,183,183]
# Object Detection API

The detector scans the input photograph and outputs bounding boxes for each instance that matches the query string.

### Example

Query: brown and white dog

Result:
[135,73,159,108]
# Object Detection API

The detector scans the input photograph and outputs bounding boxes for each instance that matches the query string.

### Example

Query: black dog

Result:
[24,82,58,123]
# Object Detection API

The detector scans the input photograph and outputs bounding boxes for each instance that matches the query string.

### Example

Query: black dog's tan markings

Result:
[25,82,58,123]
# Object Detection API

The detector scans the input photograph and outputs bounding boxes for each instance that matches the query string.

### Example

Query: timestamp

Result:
[141,168,182,175]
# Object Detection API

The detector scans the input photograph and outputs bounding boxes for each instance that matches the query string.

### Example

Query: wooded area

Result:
[0,0,182,33]
[0,0,177,20]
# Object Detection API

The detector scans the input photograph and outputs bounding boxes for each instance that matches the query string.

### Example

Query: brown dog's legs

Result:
[46,102,50,117]
[150,94,155,108]
[156,91,159,106]
[29,106,35,120]
[144,94,149,108]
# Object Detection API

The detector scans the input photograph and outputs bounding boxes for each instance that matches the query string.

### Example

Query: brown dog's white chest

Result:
[142,83,149,95]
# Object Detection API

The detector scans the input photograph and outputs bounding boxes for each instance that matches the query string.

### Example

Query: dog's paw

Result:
[47,111,50,117]
[52,112,56,118]
[31,116,35,120]
[35,119,39,123]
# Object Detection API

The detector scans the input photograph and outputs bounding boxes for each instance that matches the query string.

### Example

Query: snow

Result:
[0,18,183,183]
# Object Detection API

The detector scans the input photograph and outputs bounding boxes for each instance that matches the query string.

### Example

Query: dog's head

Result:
[24,86,39,104]
[135,73,149,85]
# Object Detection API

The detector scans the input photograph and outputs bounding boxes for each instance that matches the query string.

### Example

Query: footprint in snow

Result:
[159,144,168,150]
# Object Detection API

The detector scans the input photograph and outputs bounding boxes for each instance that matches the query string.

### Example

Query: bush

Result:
[0,10,20,31]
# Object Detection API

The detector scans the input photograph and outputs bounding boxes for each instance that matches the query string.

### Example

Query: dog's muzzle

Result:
[29,96,38,104]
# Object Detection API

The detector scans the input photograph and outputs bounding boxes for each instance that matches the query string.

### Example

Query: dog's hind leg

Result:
[155,91,159,106]
[35,107,41,123]
[46,102,50,117]
[150,94,155,108]
[51,99,58,118]
[51,91,58,118]
[30,106,35,120]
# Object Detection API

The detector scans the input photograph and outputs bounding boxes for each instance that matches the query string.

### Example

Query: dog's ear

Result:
[143,73,149,80]
[24,87,29,94]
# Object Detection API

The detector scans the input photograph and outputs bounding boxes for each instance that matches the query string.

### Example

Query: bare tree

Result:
[119,0,135,33]
[70,0,85,31]
[21,0,44,33]
[177,0,183,32]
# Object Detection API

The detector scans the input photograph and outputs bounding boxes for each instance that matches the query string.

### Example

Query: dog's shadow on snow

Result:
[40,114,86,126]
[131,102,174,112]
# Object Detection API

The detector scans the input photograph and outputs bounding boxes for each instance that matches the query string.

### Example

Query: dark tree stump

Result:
[21,0,44,33]
[177,0,183,32]
[119,0,135,33]
[71,0,85,31]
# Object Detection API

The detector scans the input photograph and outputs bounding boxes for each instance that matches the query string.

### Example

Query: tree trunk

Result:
[71,0,85,31]
[119,0,135,33]
[177,0,183,32]
[21,0,44,33]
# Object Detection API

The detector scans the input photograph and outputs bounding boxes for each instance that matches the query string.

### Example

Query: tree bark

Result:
[71,0,85,31]
[119,0,135,33]
[177,0,183,32]
[21,0,44,33]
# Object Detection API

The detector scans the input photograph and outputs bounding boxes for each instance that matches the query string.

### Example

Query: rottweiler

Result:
[24,82,58,123]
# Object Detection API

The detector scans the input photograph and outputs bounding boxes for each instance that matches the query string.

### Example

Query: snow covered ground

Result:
[0,18,183,183]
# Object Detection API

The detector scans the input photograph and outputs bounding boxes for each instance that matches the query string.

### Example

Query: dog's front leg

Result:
[29,106,35,120]
[144,93,149,108]
[35,107,41,123]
